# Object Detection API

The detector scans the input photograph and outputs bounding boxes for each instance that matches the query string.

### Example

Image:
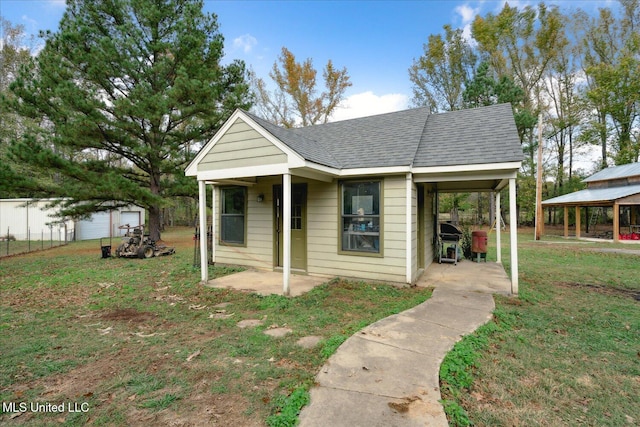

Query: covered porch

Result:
[415,166,520,296]
[185,105,522,296]
[204,259,513,296]
[193,172,520,297]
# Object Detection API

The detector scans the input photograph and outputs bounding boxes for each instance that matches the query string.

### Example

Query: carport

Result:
[542,163,640,242]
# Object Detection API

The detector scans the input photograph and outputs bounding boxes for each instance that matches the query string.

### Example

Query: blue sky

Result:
[1,0,614,121]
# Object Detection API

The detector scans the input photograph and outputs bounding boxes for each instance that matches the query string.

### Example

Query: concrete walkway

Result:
[299,261,510,427]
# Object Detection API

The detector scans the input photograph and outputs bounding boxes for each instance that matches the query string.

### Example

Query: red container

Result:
[472,230,488,253]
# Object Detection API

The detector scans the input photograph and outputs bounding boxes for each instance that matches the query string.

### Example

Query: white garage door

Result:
[76,212,111,240]
[120,211,141,235]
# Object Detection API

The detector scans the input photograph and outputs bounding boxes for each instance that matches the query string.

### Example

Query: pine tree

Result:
[5,0,252,240]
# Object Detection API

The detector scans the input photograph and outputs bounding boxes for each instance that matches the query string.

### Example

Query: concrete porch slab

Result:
[203,269,329,297]
[417,259,513,295]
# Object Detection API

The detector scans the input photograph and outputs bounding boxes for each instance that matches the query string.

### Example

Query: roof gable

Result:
[185,110,305,177]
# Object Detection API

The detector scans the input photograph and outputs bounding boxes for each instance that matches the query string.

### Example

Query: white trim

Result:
[283,173,291,296]
[206,179,257,187]
[413,170,518,183]
[339,166,412,176]
[290,167,334,182]
[198,180,208,283]
[496,191,501,264]
[211,184,216,265]
[495,178,510,191]
[195,164,291,181]
[406,173,412,284]
[412,161,522,175]
[509,178,518,295]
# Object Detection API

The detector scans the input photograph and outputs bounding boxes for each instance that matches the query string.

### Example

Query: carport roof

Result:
[584,162,640,183]
[542,184,640,206]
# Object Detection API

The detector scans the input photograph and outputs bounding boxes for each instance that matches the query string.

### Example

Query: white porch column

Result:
[211,184,216,265]
[509,178,519,295]
[198,180,208,283]
[283,173,291,296]
[496,190,501,264]
[406,173,413,284]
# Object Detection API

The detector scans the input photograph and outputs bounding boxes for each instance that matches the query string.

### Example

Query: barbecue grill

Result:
[438,222,463,265]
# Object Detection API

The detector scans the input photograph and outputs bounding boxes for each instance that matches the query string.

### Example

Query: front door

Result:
[274,183,307,270]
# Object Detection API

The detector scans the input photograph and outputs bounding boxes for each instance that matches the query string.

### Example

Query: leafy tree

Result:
[578,1,640,166]
[4,0,251,240]
[439,193,472,225]
[409,24,477,112]
[463,61,534,143]
[252,47,351,127]
[472,2,565,164]
[0,18,40,197]
[543,12,585,190]
[0,18,36,92]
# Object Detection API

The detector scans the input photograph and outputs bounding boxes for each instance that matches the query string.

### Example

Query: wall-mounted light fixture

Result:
[257,194,264,203]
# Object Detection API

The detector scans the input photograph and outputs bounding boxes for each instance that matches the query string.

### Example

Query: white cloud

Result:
[454,3,481,44]
[232,34,257,54]
[20,15,38,29]
[455,4,478,24]
[330,91,409,122]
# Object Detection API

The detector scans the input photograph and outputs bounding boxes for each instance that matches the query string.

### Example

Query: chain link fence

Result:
[1,226,74,258]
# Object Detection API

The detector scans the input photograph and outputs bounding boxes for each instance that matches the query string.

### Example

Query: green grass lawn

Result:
[441,230,640,426]
[1,227,638,426]
[0,227,431,426]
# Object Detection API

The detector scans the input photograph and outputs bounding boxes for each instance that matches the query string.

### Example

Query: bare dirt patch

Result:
[100,308,157,323]
[557,282,640,301]
[3,283,93,311]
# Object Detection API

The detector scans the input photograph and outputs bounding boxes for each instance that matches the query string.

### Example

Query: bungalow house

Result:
[185,103,523,295]
[542,162,640,241]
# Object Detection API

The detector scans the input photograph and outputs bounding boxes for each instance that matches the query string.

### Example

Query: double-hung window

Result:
[341,181,381,254]
[220,187,246,245]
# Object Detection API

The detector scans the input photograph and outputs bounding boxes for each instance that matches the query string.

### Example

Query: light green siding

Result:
[198,119,287,172]
[306,176,408,283]
[213,177,278,269]
[213,175,413,284]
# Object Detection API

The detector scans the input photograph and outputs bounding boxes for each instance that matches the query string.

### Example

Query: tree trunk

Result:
[148,205,162,242]
[149,171,162,241]
[599,110,607,169]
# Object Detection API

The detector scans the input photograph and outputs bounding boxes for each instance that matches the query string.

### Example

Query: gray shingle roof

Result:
[291,107,431,168]
[244,112,342,168]
[245,103,523,170]
[413,103,523,167]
